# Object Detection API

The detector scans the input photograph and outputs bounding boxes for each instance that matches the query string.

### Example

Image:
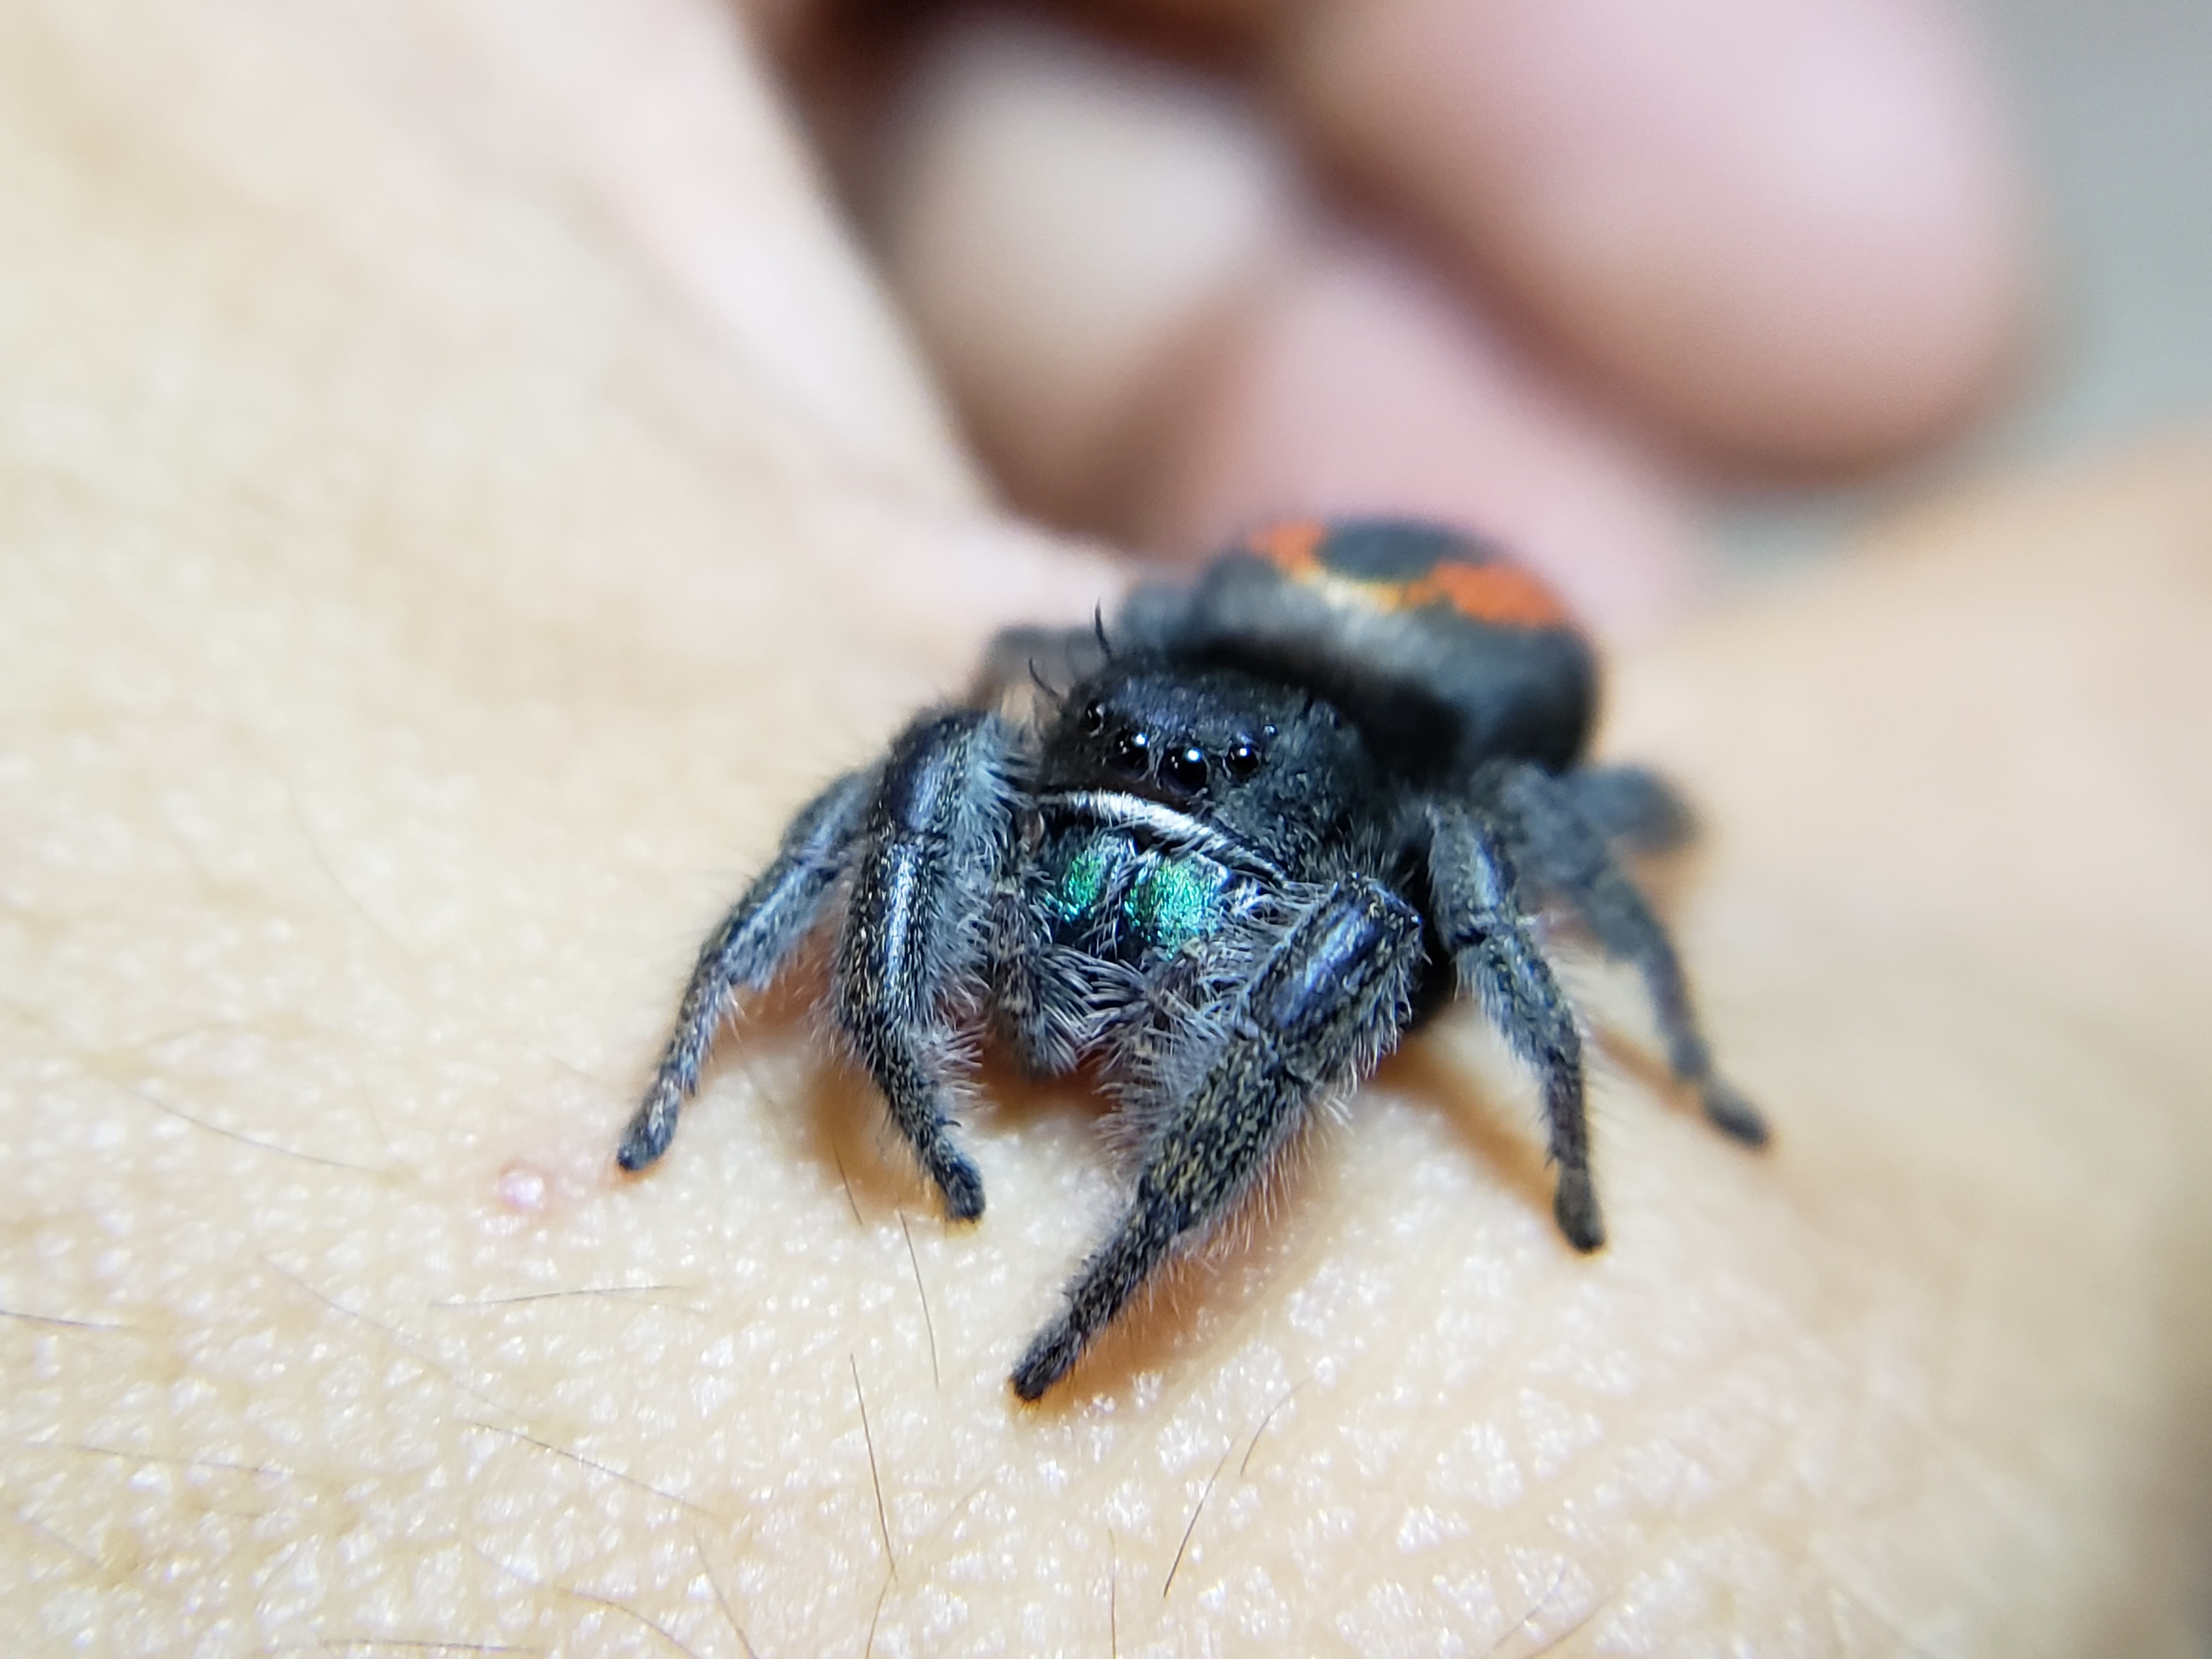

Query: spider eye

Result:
[1109,729,1152,775]
[1223,740,1262,780]
[1078,699,1108,735]
[1162,746,1209,794]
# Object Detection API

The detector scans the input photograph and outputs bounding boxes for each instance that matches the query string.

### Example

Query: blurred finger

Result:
[1136,232,1704,629]
[879,12,1703,627]
[880,13,1295,523]
[1278,0,2034,468]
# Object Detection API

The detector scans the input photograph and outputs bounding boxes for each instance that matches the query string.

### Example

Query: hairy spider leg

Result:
[1560,763,1699,859]
[617,770,877,1172]
[1492,762,1768,1148]
[1011,878,1422,1401]
[986,854,1093,1081]
[833,711,1022,1223]
[1425,802,1605,1251]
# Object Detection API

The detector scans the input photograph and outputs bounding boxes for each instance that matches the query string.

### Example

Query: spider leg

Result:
[1560,763,1697,858]
[1492,761,1768,1148]
[617,769,875,1172]
[833,710,1022,1222]
[965,623,1109,711]
[1426,802,1605,1252]
[1010,878,1421,1400]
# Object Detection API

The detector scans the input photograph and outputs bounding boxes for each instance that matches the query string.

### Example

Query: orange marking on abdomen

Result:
[1243,520,1328,578]
[1413,561,1572,629]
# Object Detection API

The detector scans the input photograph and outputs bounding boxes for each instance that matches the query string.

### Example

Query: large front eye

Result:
[1109,729,1151,776]
[1078,699,1108,735]
[1162,746,1209,794]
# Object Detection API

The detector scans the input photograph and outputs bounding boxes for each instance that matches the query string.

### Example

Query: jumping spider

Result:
[617,519,1767,1400]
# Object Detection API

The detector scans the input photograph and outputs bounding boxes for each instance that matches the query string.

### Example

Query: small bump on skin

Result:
[496,1162,550,1213]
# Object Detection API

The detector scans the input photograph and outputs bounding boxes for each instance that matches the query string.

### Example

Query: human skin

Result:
[3,4,2209,1655]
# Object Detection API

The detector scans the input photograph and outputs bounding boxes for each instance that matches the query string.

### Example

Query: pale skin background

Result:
[3,2,2210,1655]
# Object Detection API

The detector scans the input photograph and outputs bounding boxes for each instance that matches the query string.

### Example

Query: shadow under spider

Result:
[669,950,1707,1403]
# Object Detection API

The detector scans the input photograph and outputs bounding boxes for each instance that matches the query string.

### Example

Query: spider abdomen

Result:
[1120,518,1599,778]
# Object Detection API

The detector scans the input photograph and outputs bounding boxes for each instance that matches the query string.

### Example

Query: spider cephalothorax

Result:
[616,518,1767,1400]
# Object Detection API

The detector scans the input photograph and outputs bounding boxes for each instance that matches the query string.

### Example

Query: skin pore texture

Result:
[4,3,2209,1654]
